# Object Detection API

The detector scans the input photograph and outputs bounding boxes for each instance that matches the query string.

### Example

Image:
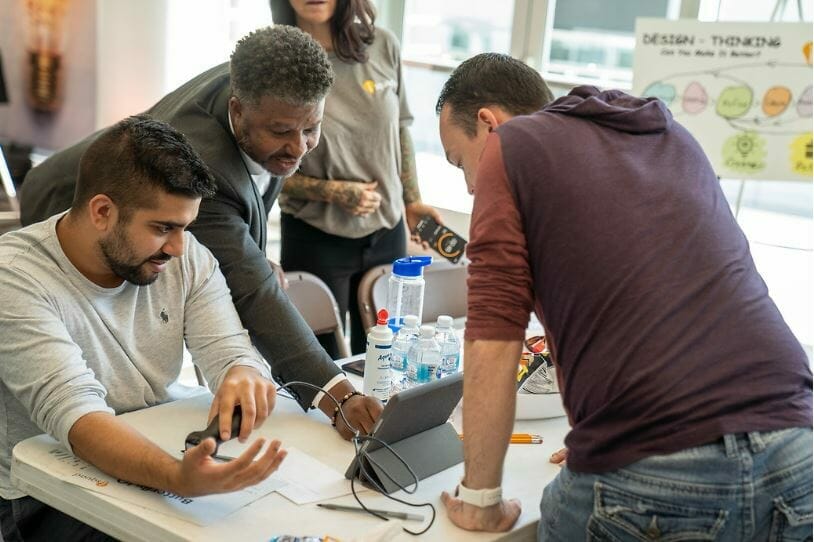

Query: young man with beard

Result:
[435,54,812,539]
[19,25,382,439]
[0,116,285,541]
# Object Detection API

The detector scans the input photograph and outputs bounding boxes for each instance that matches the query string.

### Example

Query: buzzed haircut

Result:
[73,114,216,219]
[230,25,334,106]
[436,53,554,136]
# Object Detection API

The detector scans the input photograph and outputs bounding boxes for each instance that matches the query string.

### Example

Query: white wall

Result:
[95,0,168,129]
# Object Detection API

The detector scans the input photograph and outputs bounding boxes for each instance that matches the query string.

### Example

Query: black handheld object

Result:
[341,353,366,377]
[414,215,467,264]
[184,405,243,456]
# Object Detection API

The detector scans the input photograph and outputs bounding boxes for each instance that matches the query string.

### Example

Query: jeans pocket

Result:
[770,492,813,542]
[587,481,728,541]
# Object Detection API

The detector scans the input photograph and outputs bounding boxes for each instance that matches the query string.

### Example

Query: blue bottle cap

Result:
[392,256,433,277]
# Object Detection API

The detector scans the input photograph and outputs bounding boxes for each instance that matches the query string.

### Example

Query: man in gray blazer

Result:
[19,26,382,439]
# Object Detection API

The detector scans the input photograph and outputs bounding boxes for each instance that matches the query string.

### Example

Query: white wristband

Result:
[455,480,503,508]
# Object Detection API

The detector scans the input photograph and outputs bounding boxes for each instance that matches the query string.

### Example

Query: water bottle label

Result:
[391,352,407,371]
[419,363,439,382]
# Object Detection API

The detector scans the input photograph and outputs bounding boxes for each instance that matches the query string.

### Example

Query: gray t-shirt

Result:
[0,214,272,498]
[279,27,413,239]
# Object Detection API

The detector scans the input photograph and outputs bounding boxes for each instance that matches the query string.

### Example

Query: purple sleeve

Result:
[465,133,534,342]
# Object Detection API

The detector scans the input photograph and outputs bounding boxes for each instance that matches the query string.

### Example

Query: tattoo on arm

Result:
[400,126,421,205]
[281,172,363,209]
[280,172,343,204]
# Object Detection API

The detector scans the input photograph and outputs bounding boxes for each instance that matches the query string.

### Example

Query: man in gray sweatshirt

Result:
[0,116,285,541]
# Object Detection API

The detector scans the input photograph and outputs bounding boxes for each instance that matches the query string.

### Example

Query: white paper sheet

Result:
[272,446,356,504]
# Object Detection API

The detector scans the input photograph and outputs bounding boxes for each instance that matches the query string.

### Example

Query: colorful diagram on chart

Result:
[634,19,813,181]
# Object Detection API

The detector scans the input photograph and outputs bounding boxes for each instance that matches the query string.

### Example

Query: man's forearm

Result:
[399,127,421,205]
[280,172,336,202]
[69,411,181,494]
[462,339,522,488]
[282,173,374,212]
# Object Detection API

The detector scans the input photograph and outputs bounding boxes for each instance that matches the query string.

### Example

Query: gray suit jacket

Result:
[19,63,342,408]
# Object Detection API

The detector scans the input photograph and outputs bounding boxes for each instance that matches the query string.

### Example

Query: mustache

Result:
[146,253,171,264]
[267,152,299,162]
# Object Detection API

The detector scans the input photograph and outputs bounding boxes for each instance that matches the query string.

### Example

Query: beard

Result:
[99,223,171,286]
[236,132,302,177]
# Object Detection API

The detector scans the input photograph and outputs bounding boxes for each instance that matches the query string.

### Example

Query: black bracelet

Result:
[331,391,364,427]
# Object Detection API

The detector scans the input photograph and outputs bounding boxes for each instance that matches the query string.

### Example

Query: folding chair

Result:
[422,260,468,324]
[357,264,390,332]
[285,270,351,359]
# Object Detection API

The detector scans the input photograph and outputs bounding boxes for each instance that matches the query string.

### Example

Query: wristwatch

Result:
[455,480,503,507]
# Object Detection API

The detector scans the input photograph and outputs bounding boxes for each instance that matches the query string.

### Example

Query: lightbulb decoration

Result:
[25,0,69,113]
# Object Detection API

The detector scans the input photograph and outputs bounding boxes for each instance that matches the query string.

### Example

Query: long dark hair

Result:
[270,0,376,63]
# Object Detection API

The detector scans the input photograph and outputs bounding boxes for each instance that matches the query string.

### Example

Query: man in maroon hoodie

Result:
[437,53,812,540]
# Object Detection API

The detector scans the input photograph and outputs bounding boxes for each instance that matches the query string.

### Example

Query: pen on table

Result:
[458,433,543,444]
[317,503,424,522]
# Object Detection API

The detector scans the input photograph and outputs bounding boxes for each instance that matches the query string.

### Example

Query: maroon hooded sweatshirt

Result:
[465,86,812,473]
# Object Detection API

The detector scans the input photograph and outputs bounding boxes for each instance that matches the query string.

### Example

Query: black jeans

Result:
[280,213,407,357]
[0,496,116,542]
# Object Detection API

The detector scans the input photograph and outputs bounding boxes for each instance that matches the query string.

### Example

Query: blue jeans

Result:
[539,428,813,541]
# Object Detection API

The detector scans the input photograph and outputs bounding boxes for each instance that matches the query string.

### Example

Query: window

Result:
[396,0,516,213]
[164,0,272,94]
[401,0,514,66]
[541,0,679,87]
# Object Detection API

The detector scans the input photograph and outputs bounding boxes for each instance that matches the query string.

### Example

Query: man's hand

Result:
[209,366,276,443]
[550,447,568,467]
[69,411,285,501]
[331,180,382,216]
[405,201,443,249]
[318,380,383,440]
[333,394,383,439]
[440,492,521,532]
[174,437,286,497]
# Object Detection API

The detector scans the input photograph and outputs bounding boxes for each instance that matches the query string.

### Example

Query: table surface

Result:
[12,373,570,542]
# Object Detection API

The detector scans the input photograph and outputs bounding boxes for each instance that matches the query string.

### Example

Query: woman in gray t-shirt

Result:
[271,0,442,357]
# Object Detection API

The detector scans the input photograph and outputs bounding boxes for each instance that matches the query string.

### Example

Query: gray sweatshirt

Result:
[0,214,272,498]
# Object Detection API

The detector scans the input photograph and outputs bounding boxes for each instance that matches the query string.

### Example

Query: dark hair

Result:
[73,115,216,218]
[436,53,554,136]
[270,0,376,64]
[230,25,334,106]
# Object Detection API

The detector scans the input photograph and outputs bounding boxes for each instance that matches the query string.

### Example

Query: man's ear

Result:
[477,106,513,133]
[478,107,506,132]
[477,107,498,133]
[87,194,117,232]
[228,96,243,124]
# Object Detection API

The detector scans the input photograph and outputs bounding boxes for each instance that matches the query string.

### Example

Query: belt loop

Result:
[723,434,739,458]
[747,431,766,453]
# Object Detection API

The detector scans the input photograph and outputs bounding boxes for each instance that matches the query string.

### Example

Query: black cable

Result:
[276,381,437,536]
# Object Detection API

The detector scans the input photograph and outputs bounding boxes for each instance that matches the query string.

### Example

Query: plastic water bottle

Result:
[406,325,442,385]
[386,256,432,333]
[363,309,393,401]
[435,315,461,377]
[391,314,419,392]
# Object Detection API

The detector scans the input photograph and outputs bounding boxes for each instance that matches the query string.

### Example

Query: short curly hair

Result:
[230,25,334,106]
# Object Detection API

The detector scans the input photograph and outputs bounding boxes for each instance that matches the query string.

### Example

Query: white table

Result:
[12,382,569,541]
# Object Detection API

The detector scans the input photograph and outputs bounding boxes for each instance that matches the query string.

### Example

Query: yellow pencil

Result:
[458,433,543,444]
